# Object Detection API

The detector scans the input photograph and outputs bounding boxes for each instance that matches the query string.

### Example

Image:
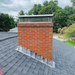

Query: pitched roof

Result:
[0,32,75,75]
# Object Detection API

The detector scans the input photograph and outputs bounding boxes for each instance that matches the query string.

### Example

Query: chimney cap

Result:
[18,14,53,18]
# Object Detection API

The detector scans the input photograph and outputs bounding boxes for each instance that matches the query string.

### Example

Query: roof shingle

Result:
[0,32,75,75]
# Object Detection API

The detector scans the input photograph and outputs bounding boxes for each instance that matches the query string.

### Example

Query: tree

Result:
[71,0,75,7]
[63,6,74,15]
[58,27,67,38]
[32,4,42,15]
[53,5,75,32]
[54,0,58,5]
[39,5,54,14]
[9,16,15,28]
[27,0,75,33]
[64,24,75,41]
[60,27,67,34]
[0,13,15,31]
[68,13,75,24]
[39,0,59,14]
[27,4,42,15]
[18,10,25,15]
[49,0,54,5]
[37,4,42,12]
[32,4,38,15]
[53,9,65,32]
[58,28,61,33]
[43,0,48,6]
[15,18,19,27]
[27,9,33,15]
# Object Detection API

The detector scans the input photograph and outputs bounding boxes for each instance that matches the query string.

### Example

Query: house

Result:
[0,32,75,75]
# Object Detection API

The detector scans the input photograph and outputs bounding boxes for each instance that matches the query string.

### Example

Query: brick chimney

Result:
[17,15,54,66]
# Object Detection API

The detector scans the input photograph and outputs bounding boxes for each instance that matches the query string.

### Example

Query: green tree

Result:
[18,10,25,15]
[53,9,64,32]
[54,0,58,5]
[60,27,67,34]
[53,6,75,32]
[71,0,75,7]
[39,0,59,14]
[49,0,54,5]
[63,6,74,15]
[38,4,42,12]
[58,28,61,33]
[64,24,75,41]
[0,13,15,31]
[27,9,33,15]
[32,4,38,15]
[15,18,19,27]
[9,16,15,28]
[27,0,75,33]
[27,4,42,15]
[43,0,48,6]
[68,13,75,24]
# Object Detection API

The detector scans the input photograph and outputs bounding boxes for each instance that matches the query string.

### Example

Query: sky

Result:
[0,0,72,18]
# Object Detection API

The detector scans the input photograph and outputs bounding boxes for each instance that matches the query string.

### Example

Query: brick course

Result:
[17,22,53,61]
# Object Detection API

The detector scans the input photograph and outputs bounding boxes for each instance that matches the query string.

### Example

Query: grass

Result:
[53,32,58,34]
[65,41,75,48]
[58,37,64,39]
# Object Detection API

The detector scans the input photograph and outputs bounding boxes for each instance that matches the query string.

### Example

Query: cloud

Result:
[0,0,13,4]
[0,0,72,18]
[58,0,72,8]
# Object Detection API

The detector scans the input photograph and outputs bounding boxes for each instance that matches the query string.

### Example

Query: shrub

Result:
[64,24,75,41]
[0,13,15,31]
[60,27,67,34]
[58,28,61,33]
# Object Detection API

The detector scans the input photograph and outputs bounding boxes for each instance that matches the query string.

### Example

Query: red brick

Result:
[17,22,53,61]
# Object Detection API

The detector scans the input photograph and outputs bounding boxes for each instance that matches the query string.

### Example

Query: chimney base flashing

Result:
[16,46,55,68]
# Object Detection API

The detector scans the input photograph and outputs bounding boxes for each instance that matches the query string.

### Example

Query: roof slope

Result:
[0,32,75,75]
[0,32,18,41]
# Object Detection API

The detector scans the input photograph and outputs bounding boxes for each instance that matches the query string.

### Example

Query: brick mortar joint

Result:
[17,23,53,26]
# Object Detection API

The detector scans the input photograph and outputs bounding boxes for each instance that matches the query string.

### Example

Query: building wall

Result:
[17,22,53,61]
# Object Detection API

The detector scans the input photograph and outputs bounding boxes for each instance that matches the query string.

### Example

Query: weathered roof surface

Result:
[0,32,75,75]
[0,32,18,41]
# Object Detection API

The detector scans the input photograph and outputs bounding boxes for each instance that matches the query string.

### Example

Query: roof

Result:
[9,27,18,32]
[0,32,18,41]
[18,14,53,18]
[0,32,75,75]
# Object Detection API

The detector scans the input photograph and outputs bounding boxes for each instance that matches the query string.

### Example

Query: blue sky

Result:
[0,0,72,18]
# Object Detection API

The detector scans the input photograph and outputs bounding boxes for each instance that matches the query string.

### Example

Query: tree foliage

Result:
[43,0,48,6]
[27,4,42,15]
[60,27,67,34]
[53,6,75,32]
[26,0,75,32]
[0,13,15,31]
[18,10,25,15]
[27,0,62,32]
[27,9,33,15]
[64,24,75,41]
[58,28,61,33]
[15,18,19,27]
[39,0,60,14]
[71,0,75,7]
